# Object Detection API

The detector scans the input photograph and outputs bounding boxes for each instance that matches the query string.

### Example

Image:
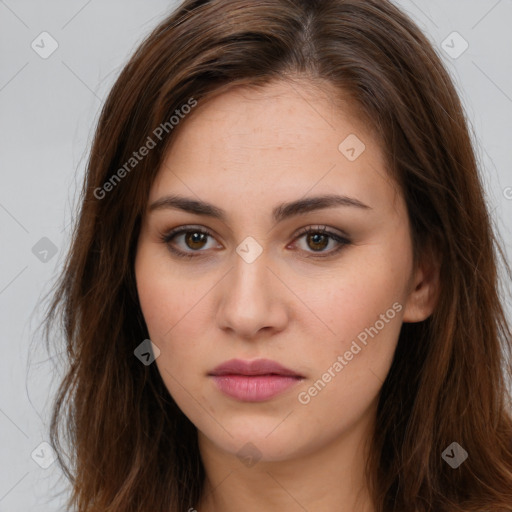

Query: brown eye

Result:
[161,226,219,259]
[305,232,330,252]
[184,231,208,250]
[293,226,351,258]
[161,224,351,261]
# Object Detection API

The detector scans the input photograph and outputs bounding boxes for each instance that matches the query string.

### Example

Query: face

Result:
[135,79,435,464]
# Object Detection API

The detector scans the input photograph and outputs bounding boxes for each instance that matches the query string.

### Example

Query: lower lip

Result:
[210,374,303,402]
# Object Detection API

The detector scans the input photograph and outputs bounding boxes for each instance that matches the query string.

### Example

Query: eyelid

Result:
[289,225,351,258]
[291,224,350,241]
[160,225,221,259]
[160,224,351,259]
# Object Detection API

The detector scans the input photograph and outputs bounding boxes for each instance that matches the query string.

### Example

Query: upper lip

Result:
[209,358,303,377]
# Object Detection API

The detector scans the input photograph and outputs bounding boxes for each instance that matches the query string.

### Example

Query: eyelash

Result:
[159,225,351,260]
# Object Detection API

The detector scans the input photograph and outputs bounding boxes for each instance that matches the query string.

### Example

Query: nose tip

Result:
[216,254,288,339]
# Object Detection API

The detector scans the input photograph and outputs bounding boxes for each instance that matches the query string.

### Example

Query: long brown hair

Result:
[41,0,512,510]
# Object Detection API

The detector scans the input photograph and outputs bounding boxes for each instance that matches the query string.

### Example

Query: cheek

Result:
[135,245,200,341]
[301,245,408,389]
[297,280,403,423]
[135,247,210,384]
[135,270,171,341]
[135,261,204,409]
[316,256,408,338]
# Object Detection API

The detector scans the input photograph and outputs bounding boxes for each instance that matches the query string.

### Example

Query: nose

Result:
[216,249,289,340]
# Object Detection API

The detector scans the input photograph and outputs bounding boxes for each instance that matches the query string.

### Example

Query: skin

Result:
[134,78,440,512]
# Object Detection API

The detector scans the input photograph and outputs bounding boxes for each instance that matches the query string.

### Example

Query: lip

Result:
[208,358,304,402]
[209,358,303,377]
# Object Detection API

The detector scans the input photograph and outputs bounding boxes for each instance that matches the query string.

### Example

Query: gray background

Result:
[1,1,511,510]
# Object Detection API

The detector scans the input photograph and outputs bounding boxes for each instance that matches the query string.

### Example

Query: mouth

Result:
[208,358,304,402]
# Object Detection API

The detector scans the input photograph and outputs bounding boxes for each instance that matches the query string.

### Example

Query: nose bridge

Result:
[216,240,287,337]
[228,243,273,307]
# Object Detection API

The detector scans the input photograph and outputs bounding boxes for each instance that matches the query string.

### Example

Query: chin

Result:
[199,419,313,464]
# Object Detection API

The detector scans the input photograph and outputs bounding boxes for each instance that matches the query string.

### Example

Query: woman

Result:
[43,0,512,510]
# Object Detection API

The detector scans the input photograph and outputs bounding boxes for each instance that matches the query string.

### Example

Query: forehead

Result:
[170,79,372,147]
[149,79,397,214]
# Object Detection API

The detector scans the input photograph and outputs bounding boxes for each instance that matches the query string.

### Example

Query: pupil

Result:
[187,232,206,249]
[308,233,327,251]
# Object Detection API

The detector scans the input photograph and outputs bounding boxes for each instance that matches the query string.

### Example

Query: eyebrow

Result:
[148,193,371,223]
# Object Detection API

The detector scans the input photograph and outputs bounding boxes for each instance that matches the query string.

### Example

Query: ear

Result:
[402,242,441,323]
